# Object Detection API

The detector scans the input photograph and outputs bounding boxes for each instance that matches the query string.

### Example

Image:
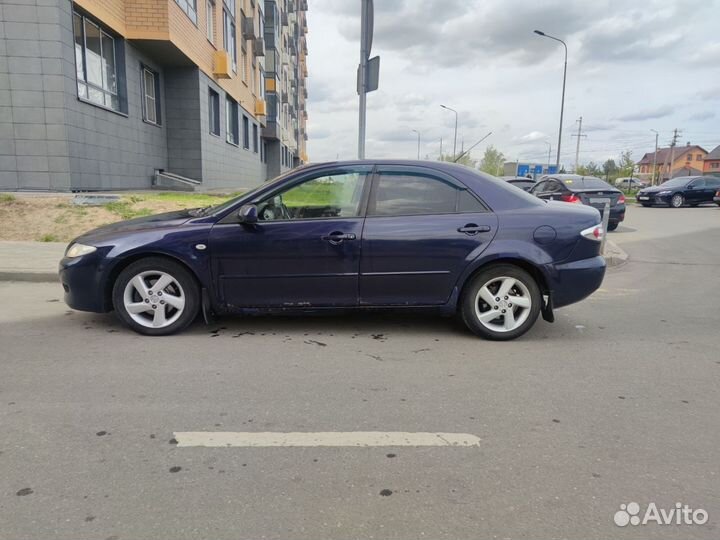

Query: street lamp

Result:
[534,30,567,171]
[411,129,421,160]
[440,104,458,159]
[542,140,552,173]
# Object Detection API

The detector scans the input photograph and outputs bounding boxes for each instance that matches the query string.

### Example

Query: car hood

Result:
[639,185,676,194]
[74,209,196,243]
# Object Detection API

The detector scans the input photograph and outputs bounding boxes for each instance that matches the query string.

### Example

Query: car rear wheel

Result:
[112,257,200,336]
[671,194,684,208]
[607,221,619,231]
[460,264,541,341]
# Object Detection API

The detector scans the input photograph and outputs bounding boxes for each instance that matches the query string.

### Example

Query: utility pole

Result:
[650,129,659,185]
[572,116,586,172]
[439,137,443,160]
[411,129,420,160]
[440,105,458,159]
[667,128,680,181]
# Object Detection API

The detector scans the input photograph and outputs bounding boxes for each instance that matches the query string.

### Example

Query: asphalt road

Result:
[1,205,719,540]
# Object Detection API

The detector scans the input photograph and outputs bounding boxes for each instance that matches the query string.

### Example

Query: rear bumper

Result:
[547,255,606,309]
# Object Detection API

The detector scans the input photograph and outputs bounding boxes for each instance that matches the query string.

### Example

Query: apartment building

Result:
[0,0,308,191]
[263,0,308,179]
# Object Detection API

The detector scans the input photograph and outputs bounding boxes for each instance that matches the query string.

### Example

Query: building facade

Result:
[703,145,720,176]
[637,144,708,182]
[0,0,308,191]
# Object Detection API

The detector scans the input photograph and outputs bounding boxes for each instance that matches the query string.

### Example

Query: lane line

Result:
[173,431,481,448]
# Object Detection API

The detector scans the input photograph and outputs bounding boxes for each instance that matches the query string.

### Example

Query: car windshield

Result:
[659,177,691,189]
[197,168,306,216]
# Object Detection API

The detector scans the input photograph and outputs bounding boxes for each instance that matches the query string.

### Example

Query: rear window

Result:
[577,177,614,189]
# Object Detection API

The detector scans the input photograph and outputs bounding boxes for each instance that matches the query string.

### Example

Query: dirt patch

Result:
[0,192,236,242]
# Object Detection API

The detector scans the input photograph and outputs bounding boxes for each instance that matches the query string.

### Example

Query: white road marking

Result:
[174,431,481,448]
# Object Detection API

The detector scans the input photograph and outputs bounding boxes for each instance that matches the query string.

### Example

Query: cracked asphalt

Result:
[0,205,718,540]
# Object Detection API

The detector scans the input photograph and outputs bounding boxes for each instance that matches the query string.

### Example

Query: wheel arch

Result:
[457,257,550,310]
[103,252,203,311]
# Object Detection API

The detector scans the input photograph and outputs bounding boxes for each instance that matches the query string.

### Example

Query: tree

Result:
[618,150,635,177]
[602,159,618,180]
[439,153,477,168]
[479,145,505,175]
[577,161,601,176]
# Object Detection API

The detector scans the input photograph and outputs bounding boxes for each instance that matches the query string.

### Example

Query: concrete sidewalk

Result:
[0,239,628,283]
[0,241,65,282]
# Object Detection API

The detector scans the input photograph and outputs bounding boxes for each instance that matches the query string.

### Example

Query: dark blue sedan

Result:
[59,161,606,340]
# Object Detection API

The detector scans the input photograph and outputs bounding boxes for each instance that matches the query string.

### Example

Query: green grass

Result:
[140,191,242,206]
[104,201,153,220]
[38,233,60,242]
[0,194,16,204]
[283,182,346,208]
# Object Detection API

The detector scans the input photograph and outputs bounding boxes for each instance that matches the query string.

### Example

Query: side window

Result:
[257,171,367,221]
[371,172,459,216]
[457,190,487,212]
[690,179,705,189]
[547,180,563,193]
[531,180,547,193]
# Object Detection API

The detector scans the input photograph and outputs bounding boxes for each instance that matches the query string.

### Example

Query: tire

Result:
[670,194,684,208]
[607,221,619,231]
[112,257,200,336]
[460,264,541,341]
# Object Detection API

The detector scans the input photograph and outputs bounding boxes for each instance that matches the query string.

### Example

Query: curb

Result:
[604,239,629,268]
[0,271,59,283]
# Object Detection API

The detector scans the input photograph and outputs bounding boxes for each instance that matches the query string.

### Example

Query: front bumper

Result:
[59,252,110,313]
[637,193,671,205]
[548,255,606,309]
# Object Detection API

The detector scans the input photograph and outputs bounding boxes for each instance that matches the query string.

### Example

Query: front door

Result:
[359,166,498,306]
[210,166,372,308]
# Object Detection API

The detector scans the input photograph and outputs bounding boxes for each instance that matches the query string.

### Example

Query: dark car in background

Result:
[499,176,537,192]
[59,160,607,341]
[637,176,720,208]
[530,174,626,231]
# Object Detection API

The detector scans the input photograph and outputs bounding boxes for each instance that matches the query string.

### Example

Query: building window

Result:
[242,115,250,149]
[712,163,719,169]
[73,11,122,112]
[223,1,237,72]
[206,0,215,42]
[696,154,702,161]
[174,0,198,24]
[208,88,220,136]
[141,67,160,125]
[252,123,258,153]
[226,96,239,145]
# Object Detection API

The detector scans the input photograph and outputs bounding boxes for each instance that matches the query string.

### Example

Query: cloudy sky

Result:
[304,0,720,168]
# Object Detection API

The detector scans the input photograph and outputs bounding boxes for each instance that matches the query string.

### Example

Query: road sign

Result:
[517,164,530,176]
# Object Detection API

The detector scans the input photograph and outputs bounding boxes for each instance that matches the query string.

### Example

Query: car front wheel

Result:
[670,194,684,208]
[460,264,541,341]
[112,257,200,336]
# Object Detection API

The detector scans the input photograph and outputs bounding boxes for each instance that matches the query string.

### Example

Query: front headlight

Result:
[65,243,97,258]
[657,190,672,195]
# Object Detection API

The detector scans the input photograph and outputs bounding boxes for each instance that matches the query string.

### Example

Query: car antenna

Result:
[453,132,493,163]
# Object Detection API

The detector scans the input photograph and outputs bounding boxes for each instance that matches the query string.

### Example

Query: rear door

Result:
[359,165,498,306]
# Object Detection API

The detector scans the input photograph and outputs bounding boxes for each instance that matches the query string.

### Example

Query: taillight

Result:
[560,194,581,203]
[581,224,604,242]
[618,194,626,204]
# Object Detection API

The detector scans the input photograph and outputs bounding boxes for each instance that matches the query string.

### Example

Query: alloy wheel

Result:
[671,194,683,208]
[122,270,186,329]
[473,276,532,333]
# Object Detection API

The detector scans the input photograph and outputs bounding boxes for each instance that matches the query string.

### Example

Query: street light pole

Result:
[650,129,659,185]
[534,30,567,171]
[440,104,458,159]
[411,129,420,160]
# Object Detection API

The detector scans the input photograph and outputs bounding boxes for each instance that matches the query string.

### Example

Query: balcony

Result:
[253,38,265,57]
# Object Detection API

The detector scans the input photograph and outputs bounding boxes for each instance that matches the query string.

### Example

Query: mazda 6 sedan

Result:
[59,161,606,341]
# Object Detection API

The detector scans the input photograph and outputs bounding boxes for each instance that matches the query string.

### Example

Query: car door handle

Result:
[321,231,357,244]
[457,224,491,235]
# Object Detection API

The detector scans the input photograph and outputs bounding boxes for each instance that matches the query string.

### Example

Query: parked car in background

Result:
[530,174,626,231]
[59,161,607,341]
[499,176,537,192]
[714,188,720,205]
[615,177,648,190]
[636,176,720,208]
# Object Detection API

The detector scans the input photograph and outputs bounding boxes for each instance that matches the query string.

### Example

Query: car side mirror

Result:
[238,204,258,224]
